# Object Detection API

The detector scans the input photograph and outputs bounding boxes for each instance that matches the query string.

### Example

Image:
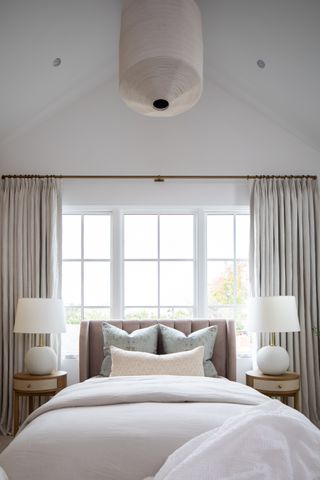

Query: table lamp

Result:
[247,296,300,375]
[14,298,66,375]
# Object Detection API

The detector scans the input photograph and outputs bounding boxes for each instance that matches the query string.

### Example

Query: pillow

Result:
[100,322,158,376]
[159,324,218,377]
[109,345,205,377]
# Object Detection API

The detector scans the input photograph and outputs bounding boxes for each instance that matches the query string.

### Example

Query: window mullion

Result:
[111,209,122,319]
[233,214,237,320]
[157,215,160,319]
[197,209,206,318]
[81,214,84,321]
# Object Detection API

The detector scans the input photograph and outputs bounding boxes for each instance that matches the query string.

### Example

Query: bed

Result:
[0,319,319,480]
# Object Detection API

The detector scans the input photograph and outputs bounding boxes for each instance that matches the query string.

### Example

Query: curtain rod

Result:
[1,174,317,181]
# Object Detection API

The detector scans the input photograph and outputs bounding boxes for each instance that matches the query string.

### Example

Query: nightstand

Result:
[246,369,300,410]
[13,370,67,434]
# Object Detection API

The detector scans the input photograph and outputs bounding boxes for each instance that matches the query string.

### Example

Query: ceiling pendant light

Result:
[119,0,203,117]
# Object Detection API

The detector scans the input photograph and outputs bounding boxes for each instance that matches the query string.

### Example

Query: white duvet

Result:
[0,376,319,480]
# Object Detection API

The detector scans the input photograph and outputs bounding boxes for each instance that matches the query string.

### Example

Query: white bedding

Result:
[0,376,315,480]
[146,400,320,480]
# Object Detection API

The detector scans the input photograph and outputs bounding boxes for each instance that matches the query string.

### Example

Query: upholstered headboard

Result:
[79,319,236,382]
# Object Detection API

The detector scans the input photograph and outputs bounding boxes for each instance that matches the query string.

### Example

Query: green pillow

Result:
[100,322,158,376]
[159,324,218,377]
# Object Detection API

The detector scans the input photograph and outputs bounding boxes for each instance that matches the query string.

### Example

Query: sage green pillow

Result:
[159,324,218,377]
[100,322,158,376]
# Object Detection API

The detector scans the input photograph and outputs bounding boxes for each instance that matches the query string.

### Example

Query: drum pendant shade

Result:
[119,0,203,117]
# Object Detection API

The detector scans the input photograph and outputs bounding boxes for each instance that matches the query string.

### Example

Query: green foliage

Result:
[125,308,192,320]
[65,308,81,324]
[159,308,192,320]
[65,307,109,324]
[65,306,193,323]
[125,309,158,320]
[208,261,248,305]
[235,308,247,333]
[84,309,109,321]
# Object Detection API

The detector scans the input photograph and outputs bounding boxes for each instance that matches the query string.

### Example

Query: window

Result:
[124,214,194,319]
[62,209,251,356]
[207,214,251,355]
[62,214,111,355]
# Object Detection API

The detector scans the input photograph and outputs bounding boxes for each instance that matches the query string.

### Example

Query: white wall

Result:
[237,356,253,384]
[1,75,319,207]
[61,356,79,386]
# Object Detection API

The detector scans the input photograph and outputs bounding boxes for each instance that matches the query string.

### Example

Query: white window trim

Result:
[62,206,250,322]
[121,210,196,318]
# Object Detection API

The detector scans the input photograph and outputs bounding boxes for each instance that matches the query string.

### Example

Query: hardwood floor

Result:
[0,435,13,453]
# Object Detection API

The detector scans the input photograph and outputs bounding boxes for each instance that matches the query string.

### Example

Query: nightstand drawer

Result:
[253,378,299,392]
[14,378,58,391]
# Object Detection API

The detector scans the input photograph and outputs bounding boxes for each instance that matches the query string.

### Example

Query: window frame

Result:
[206,211,250,328]
[62,206,250,354]
[62,212,112,322]
[122,212,196,319]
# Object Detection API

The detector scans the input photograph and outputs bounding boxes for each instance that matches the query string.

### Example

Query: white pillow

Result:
[110,345,205,377]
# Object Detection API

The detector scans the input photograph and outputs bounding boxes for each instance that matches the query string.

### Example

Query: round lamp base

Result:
[25,346,57,375]
[257,345,290,375]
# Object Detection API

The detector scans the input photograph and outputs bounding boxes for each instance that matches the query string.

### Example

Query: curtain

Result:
[0,177,62,434]
[250,177,320,426]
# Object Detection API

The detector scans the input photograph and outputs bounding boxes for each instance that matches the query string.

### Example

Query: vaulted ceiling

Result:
[1,0,320,151]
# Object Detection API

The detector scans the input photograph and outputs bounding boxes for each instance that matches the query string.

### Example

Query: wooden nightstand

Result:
[246,370,300,410]
[13,370,67,434]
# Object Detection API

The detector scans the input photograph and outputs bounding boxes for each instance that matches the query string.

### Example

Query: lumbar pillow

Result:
[100,322,158,376]
[159,324,218,377]
[109,345,205,377]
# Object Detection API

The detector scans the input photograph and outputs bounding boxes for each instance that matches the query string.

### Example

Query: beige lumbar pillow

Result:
[110,345,205,377]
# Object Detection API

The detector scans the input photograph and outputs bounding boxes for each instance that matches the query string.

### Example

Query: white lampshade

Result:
[248,296,300,375]
[14,298,66,375]
[247,296,300,333]
[119,0,203,117]
[14,298,66,334]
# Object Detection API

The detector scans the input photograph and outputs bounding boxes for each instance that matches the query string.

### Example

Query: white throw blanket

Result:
[145,400,320,480]
[0,467,8,480]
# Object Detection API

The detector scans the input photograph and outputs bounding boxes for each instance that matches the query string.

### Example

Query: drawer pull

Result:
[27,384,32,389]
[278,385,282,389]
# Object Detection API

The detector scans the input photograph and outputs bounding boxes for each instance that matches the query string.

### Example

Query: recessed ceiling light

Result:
[257,59,266,69]
[52,58,62,67]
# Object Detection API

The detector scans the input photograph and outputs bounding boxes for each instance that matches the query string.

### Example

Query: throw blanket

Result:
[145,400,320,480]
[0,467,7,480]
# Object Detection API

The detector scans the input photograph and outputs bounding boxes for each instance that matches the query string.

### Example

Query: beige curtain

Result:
[250,177,320,426]
[0,177,62,434]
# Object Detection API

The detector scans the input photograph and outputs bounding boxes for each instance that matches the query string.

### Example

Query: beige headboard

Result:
[79,319,236,382]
